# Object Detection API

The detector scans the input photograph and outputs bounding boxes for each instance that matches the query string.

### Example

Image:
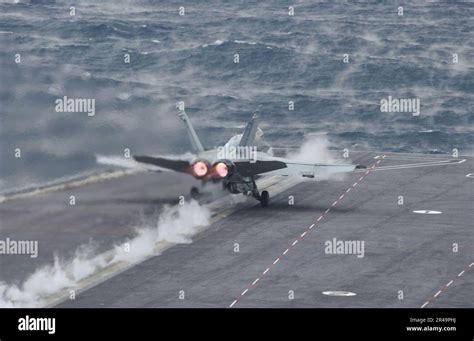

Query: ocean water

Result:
[0,1,473,192]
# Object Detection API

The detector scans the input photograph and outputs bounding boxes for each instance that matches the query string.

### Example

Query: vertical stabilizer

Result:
[177,109,205,153]
[239,113,259,147]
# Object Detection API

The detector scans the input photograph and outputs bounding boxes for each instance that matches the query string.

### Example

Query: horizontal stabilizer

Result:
[234,160,287,177]
[134,155,190,173]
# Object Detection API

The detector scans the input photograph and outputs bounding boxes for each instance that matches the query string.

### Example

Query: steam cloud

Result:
[0,200,210,308]
[290,134,336,164]
[289,134,347,180]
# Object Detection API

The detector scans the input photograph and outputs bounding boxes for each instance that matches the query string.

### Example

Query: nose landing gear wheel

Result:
[260,190,269,207]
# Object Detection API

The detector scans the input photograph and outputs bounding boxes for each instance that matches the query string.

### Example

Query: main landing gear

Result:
[251,186,269,207]
[222,179,271,207]
[259,190,269,207]
[190,186,201,200]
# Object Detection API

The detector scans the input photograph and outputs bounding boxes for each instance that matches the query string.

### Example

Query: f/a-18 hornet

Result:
[100,109,363,207]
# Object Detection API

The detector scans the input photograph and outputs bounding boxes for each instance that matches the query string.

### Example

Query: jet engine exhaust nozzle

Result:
[191,161,209,178]
[210,160,235,179]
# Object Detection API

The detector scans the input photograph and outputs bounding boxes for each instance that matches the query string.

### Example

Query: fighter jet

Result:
[99,110,362,207]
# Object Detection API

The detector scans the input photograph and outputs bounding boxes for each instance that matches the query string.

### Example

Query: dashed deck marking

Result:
[228,156,385,308]
[420,262,473,308]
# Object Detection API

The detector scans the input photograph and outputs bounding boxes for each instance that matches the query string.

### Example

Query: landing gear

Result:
[190,186,200,200]
[260,190,269,207]
[226,178,270,207]
[191,179,210,200]
[247,180,270,207]
[251,187,269,207]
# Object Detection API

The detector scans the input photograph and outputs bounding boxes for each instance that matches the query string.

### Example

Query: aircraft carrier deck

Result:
[0,151,472,308]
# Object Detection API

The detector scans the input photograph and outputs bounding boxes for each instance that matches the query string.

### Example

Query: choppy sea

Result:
[0,1,473,191]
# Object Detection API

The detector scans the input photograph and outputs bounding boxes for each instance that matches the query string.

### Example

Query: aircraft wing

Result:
[96,154,191,173]
[234,158,359,178]
[276,162,358,178]
[97,154,360,178]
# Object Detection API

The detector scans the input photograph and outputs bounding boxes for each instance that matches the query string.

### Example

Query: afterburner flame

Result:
[192,161,208,177]
[215,162,228,178]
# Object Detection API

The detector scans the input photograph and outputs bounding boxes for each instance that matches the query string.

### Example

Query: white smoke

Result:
[111,200,210,263]
[289,134,347,181]
[96,154,147,170]
[290,134,336,164]
[0,200,210,308]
